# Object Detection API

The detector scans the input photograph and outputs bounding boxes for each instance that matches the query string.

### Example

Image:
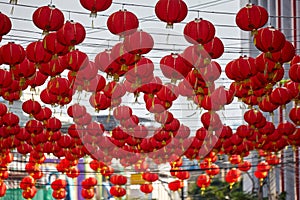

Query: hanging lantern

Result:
[238,160,252,172]
[94,49,122,79]
[82,177,97,190]
[42,32,69,56]
[123,30,154,55]
[56,20,86,48]
[110,42,138,71]
[205,163,220,177]
[225,55,257,81]
[47,77,71,98]
[27,70,48,90]
[289,63,300,83]
[110,175,127,185]
[269,41,295,64]
[80,0,112,17]
[202,37,224,59]
[254,170,268,185]
[184,18,216,45]
[196,174,210,194]
[254,26,286,55]
[168,180,183,191]
[33,107,51,122]
[270,87,292,106]
[235,3,268,32]
[107,9,139,37]
[155,0,188,29]
[140,184,153,194]
[22,99,42,117]
[81,188,95,199]
[160,53,193,82]
[62,49,89,72]
[0,42,26,67]
[225,168,241,189]
[32,5,65,34]
[0,12,12,36]
[110,185,126,198]
[289,107,300,126]
[243,109,264,126]
[12,58,36,83]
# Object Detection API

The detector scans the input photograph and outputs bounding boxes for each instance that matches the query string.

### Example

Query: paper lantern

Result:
[155,0,188,29]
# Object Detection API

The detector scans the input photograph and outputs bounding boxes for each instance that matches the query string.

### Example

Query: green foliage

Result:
[188,179,287,200]
[188,179,256,200]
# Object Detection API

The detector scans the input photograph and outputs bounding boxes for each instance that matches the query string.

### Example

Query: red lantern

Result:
[113,105,132,121]
[110,42,137,69]
[269,41,295,64]
[140,184,153,194]
[0,42,25,66]
[289,63,300,83]
[80,0,112,17]
[67,104,86,119]
[200,112,222,131]
[32,107,51,122]
[155,0,188,29]
[270,87,292,106]
[51,179,67,190]
[22,186,37,199]
[0,182,6,197]
[196,174,210,193]
[32,5,64,34]
[2,112,19,126]
[235,4,268,32]
[254,26,286,54]
[42,32,69,56]
[244,109,264,126]
[110,185,126,198]
[47,77,71,97]
[123,30,154,55]
[254,170,268,185]
[289,107,300,126]
[94,49,118,75]
[257,161,271,172]
[238,160,252,172]
[82,177,98,189]
[27,70,48,90]
[0,103,7,116]
[225,168,241,188]
[142,172,159,182]
[12,58,36,81]
[110,174,127,185]
[107,9,139,37]
[229,154,242,165]
[81,188,95,199]
[184,18,216,45]
[225,55,257,81]
[168,180,183,191]
[57,20,86,47]
[258,95,279,113]
[0,12,12,36]
[160,53,193,81]
[205,163,220,177]
[266,154,280,165]
[202,37,224,59]
[52,189,66,199]
[63,49,89,72]
[22,99,42,117]
[45,117,62,132]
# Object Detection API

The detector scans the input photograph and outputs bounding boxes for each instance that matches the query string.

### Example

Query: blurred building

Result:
[240,0,300,199]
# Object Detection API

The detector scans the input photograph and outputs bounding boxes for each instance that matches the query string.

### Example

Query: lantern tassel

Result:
[10,5,14,15]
